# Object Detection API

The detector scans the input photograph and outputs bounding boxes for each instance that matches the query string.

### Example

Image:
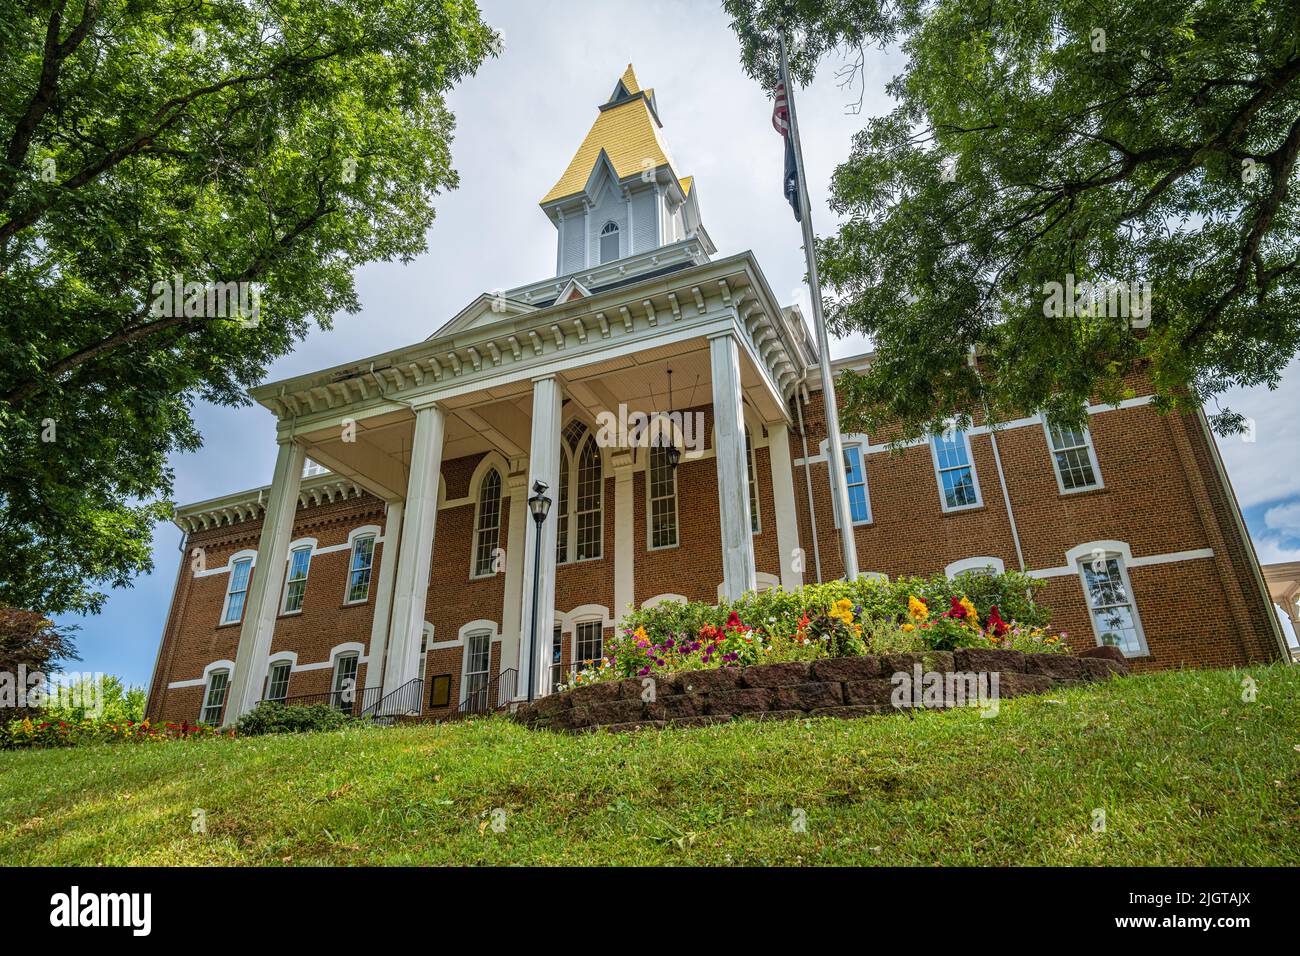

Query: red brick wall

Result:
[148,381,1281,721]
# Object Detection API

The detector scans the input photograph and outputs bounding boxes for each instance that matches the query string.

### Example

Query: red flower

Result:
[987,604,1009,637]
[725,611,743,629]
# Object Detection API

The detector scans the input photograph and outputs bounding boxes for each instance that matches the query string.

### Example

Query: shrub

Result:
[234,701,355,736]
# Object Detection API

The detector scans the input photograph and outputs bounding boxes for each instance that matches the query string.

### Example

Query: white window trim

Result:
[641,593,687,610]
[1041,413,1104,494]
[264,659,293,703]
[343,531,379,605]
[646,439,680,552]
[199,663,233,724]
[819,435,872,528]
[929,428,983,513]
[280,541,315,615]
[1068,541,1150,658]
[219,551,257,625]
[469,466,504,580]
[459,628,494,705]
[945,556,1006,578]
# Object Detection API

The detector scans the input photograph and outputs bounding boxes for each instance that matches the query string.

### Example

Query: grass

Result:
[2,665,1298,866]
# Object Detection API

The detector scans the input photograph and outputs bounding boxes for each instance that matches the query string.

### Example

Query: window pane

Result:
[464,632,491,706]
[332,655,358,711]
[223,559,252,624]
[649,444,677,548]
[841,446,869,523]
[201,671,229,724]
[575,439,602,559]
[283,548,311,613]
[346,536,375,603]
[224,590,247,625]
[599,222,619,263]
[941,467,977,508]
[473,469,502,576]
[1081,557,1142,655]
[746,430,760,533]
[556,447,570,562]
[266,663,290,703]
[576,621,603,666]
[1055,447,1097,489]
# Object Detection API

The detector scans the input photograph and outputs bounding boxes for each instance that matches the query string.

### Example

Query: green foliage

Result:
[581,572,1056,685]
[39,674,145,725]
[234,701,354,736]
[724,0,1300,439]
[0,0,499,614]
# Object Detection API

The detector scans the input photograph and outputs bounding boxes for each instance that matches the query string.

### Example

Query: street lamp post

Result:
[526,480,552,702]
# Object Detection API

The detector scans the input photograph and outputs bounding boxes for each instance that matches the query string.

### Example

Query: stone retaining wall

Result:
[512,646,1130,733]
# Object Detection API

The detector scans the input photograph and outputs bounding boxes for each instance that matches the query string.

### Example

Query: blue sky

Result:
[54,0,1300,685]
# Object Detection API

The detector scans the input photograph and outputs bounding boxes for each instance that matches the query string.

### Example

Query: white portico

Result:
[220,66,830,722]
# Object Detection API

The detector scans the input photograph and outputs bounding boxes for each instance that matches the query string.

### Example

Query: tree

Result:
[724,0,1300,440]
[0,0,498,613]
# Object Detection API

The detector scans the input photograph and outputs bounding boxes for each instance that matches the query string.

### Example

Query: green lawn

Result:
[2,665,1297,865]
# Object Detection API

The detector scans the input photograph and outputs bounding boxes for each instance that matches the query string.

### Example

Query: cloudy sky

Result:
[59,0,1300,685]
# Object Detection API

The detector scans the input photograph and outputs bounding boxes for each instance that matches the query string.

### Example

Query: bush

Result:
[235,701,355,736]
[572,572,1067,687]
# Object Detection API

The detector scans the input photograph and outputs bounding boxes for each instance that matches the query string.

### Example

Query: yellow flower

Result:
[901,623,915,632]
[960,596,978,624]
[907,595,929,622]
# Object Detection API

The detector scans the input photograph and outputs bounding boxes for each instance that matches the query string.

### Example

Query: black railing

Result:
[271,685,384,717]
[457,668,517,716]
[361,678,425,724]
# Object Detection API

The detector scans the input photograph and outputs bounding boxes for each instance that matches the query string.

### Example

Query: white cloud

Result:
[1213,357,1300,510]
[1249,534,1300,565]
[1264,500,1300,539]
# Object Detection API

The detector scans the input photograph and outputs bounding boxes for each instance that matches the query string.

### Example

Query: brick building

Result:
[146,67,1286,725]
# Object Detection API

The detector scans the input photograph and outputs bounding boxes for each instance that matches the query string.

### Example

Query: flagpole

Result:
[777,27,860,581]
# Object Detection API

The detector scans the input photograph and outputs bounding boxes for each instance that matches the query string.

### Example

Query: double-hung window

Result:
[833,443,871,525]
[1043,415,1103,492]
[575,620,603,671]
[930,429,981,511]
[462,631,491,709]
[200,670,229,724]
[1078,552,1148,657]
[221,557,252,624]
[648,442,679,549]
[746,429,761,533]
[346,534,376,603]
[265,661,291,704]
[331,653,359,711]
[281,546,311,614]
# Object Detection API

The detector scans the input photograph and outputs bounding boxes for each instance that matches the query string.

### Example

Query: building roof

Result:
[540,64,691,205]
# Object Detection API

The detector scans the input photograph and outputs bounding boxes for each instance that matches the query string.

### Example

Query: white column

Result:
[500,466,529,686]
[383,405,446,692]
[518,376,563,699]
[710,332,757,601]
[767,422,804,590]
[612,451,636,619]
[226,439,305,722]
[363,501,403,690]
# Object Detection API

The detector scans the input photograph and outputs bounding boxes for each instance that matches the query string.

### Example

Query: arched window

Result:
[575,436,603,560]
[599,220,619,263]
[471,468,502,578]
[556,422,603,563]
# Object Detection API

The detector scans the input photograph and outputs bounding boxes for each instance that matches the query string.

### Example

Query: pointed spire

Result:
[618,63,640,96]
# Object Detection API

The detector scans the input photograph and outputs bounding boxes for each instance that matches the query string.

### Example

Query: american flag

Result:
[772,78,801,221]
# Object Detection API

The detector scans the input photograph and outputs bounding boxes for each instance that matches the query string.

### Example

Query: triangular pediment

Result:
[430,292,536,338]
[555,277,592,303]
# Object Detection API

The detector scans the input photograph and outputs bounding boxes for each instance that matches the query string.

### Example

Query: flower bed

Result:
[566,572,1069,689]
[0,716,225,749]
[515,646,1130,734]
